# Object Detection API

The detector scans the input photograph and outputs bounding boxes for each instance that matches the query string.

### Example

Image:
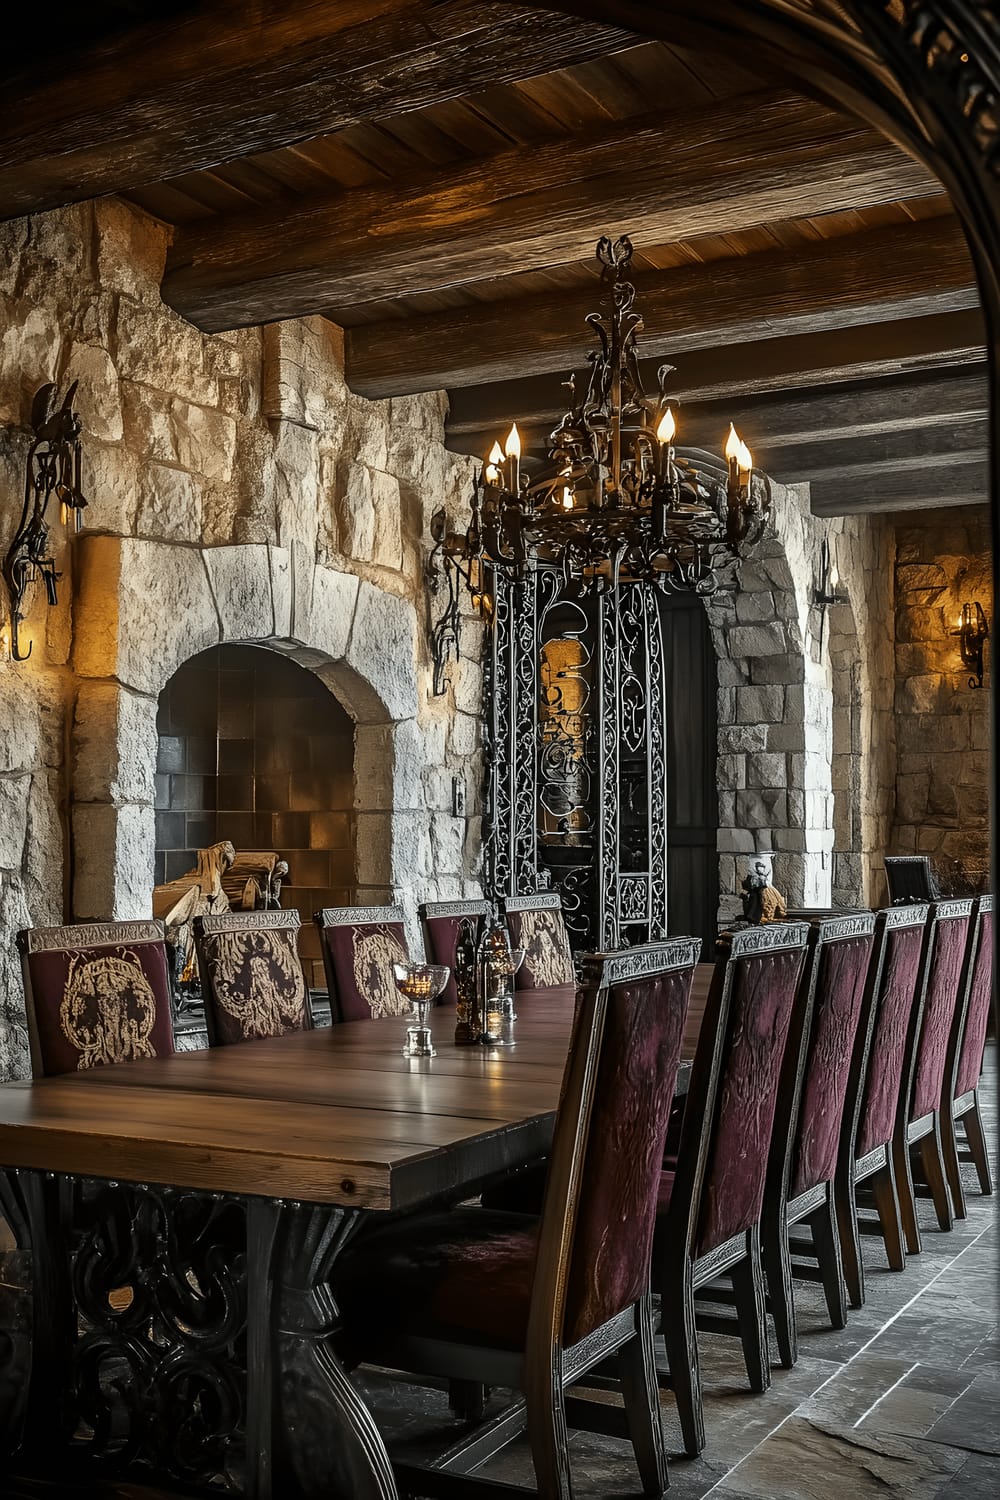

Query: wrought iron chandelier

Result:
[428,234,772,691]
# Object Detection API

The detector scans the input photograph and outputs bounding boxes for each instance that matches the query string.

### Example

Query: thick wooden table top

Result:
[0,968,715,1213]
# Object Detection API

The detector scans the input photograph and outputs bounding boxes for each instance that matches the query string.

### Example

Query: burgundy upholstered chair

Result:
[653,921,811,1457]
[762,913,877,1368]
[895,897,975,1252]
[193,909,311,1045]
[18,919,175,1077]
[502,892,576,991]
[835,904,930,1308]
[941,893,994,1218]
[418,898,489,1008]
[314,903,412,1023]
[334,938,700,1499]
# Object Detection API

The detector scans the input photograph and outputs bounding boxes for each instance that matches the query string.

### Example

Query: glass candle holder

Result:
[392,963,450,1057]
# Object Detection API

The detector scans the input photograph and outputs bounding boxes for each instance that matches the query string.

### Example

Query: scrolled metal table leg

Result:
[269,1201,397,1500]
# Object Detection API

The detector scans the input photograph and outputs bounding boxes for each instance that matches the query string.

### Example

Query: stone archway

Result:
[69,534,454,934]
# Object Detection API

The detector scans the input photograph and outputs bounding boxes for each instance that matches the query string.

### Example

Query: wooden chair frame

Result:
[762,912,877,1369]
[895,897,975,1254]
[313,902,408,1023]
[833,904,932,1307]
[940,893,994,1219]
[384,937,701,1500]
[653,921,811,1458]
[192,908,310,1046]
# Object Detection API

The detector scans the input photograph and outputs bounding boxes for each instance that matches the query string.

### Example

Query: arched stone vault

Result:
[70,533,456,943]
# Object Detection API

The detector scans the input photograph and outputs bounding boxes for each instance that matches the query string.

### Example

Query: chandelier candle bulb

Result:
[504,423,521,495]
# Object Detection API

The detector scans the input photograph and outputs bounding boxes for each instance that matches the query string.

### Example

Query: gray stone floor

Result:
[363,1047,999,1499]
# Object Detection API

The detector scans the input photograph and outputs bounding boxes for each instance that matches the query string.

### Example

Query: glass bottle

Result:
[477,918,510,1045]
[453,917,479,1046]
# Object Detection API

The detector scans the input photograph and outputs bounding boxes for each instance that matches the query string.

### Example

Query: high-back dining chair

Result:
[941,893,994,1218]
[18,919,175,1077]
[333,938,700,1500]
[502,892,575,991]
[193,909,310,1046]
[314,903,412,1022]
[894,896,974,1253]
[835,903,930,1309]
[418,898,489,1007]
[761,912,877,1368]
[884,855,941,905]
[653,921,811,1457]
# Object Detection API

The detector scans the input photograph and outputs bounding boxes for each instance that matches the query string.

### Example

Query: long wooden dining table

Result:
[0,967,713,1500]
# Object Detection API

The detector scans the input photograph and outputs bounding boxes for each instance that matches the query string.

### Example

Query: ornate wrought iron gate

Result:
[483,570,669,952]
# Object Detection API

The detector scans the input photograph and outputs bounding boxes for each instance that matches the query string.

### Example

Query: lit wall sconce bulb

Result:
[656,407,676,444]
[724,423,741,462]
[488,441,504,465]
[485,464,500,484]
[952,600,990,689]
[737,439,753,479]
[504,424,521,459]
[561,487,574,510]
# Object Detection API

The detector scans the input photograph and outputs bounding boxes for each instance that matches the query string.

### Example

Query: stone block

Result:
[72,802,155,920]
[748,655,802,686]
[895,673,944,716]
[205,544,274,641]
[727,623,789,659]
[136,464,203,543]
[23,770,65,923]
[449,712,480,759]
[296,562,359,664]
[0,774,30,867]
[716,755,746,791]
[896,713,970,755]
[115,298,219,407]
[0,302,63,425]
[431,811,465,875]
[765,722,806,752]
[73,682,158,806]
[735,787,788,830]
[718,724,768,754]
[717,827,756,854]
[746,752,787,789]
[63,341,123,443]
[0,666,64,773]
[95,198,169,299]
[774,828,807,851]
[269,547,292,637]
[737,685,784,724]
[894,604,945,644]
[344,582,418,723]
[122,383,236,481]
[735,590,776,623]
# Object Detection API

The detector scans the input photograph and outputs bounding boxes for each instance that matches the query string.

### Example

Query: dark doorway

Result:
[659,594,719,948]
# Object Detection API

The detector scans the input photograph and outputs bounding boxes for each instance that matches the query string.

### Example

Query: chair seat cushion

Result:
[335,1206,539,1357]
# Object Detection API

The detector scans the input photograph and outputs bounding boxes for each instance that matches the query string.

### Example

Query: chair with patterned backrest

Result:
[894,897,976,1253]
[314,903,413,1023]
[941,893,994,1219]
[502,892,576,991]
[192,909,311,1046]
[760,912,878,1369]
[884,855,941,905]
[18,919,175,1078]
[418,899,490,1008]
[835,904,930,1309]
[653,921,811,1458]
[333,937,699,1500]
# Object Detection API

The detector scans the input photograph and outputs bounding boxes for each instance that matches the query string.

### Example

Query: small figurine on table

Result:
[741,860,787,924]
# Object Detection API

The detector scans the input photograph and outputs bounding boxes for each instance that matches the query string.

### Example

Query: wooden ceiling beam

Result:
[163,88,939,331]
[345,215,974,397]
[444,309,987,457]
[0,2,638,220]
[809,457,988,515]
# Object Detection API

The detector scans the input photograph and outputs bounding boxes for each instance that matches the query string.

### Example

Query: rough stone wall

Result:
[0,199,479,1080]
[891,505,992,894]
[711,477,894,922]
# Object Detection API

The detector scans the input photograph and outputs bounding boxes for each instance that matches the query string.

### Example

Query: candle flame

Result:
[725,423,741,462]
[656,407,676,444]
[504,423,521,459]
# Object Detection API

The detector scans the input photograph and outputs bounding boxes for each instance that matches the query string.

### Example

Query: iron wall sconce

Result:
[813,538,849,608]
[952,600,990,689]
[2,381,88,661]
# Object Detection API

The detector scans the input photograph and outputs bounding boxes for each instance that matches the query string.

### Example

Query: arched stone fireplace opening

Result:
[154,643,357,989]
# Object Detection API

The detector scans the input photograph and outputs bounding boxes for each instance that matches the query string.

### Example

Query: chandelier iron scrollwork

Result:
[429,234,771,693]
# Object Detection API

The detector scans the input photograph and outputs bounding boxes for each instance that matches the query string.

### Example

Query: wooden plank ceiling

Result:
[4,2,986,515]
